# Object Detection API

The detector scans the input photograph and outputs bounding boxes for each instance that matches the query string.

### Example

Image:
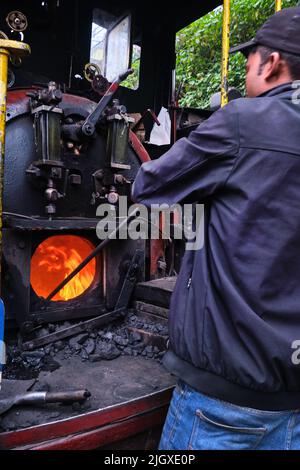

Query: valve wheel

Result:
[84,63,101,83]
[6,11,28,32]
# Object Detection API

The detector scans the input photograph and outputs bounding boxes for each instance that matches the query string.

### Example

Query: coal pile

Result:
[4,310,168,380]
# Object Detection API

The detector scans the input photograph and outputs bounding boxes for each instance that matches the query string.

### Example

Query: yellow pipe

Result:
[221,0,231,107]
[0,48,9,287]
[275,0,282,12]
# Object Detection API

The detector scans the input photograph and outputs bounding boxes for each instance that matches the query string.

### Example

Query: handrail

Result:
[221,0,282,107]
[221,0,231,107]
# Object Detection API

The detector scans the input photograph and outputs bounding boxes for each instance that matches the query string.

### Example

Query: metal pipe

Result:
[275,0,282,12]
[0,389,91,415]
[16,390,90,406]
[221,0,231,107]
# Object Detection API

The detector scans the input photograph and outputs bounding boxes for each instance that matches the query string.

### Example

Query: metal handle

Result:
[15,389,90,406]
[81,68,134,137]
[117,68,134,83]
[45,389,90,403]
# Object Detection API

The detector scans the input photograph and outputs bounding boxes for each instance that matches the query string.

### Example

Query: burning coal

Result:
[30,235,96,301]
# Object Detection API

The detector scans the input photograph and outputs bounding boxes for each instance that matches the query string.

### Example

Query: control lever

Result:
[81,68,134,137]
[132,109,160,133]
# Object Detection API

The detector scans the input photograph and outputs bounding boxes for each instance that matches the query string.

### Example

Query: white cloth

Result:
[149,107,171,145]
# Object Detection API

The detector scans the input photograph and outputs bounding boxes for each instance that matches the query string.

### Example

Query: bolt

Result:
[82,123,94,136]
[46,204,56,215]
[107,191,119,205]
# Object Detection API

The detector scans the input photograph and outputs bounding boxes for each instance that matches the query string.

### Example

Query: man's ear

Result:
[264,52,282,80]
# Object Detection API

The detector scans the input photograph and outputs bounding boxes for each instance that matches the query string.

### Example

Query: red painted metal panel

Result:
[0,387,173,450]
[6,89,97,122]
[128,130,165,278]
[19,407,168,450]
[129,130,151,163]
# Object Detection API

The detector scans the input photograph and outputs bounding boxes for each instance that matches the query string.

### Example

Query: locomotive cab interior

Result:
[0,0,222,449]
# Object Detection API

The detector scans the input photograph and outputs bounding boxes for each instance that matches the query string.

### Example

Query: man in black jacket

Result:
[132,7,300,450]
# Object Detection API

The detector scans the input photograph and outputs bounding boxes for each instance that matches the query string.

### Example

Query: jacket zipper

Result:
[187,277,192,289]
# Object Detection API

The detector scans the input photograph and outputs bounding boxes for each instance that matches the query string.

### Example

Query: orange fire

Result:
[30,235,96,301]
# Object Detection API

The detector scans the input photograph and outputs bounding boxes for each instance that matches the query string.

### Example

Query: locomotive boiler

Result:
[3,78,148,329]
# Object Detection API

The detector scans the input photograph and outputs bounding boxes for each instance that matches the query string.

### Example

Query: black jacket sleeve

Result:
[131,101,240,206]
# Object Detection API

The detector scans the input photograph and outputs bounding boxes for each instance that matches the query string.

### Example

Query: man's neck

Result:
[256,81,294,97]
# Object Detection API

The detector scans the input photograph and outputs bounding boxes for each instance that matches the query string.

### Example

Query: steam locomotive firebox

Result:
[2,83,145,330]
[31,235,97,302]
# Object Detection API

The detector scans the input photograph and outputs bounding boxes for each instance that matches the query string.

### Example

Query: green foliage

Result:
[122,45,141,90]
[176,0,299,108]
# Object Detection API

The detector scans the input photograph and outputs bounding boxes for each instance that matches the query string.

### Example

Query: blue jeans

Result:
[159,380,300,450]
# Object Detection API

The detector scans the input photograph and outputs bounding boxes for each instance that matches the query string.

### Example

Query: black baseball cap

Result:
[230,7,300,56]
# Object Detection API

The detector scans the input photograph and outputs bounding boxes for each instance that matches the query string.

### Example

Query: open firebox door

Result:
[30,235,97,302]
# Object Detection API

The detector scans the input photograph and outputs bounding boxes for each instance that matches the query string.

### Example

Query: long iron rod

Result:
[22,307,126,350]
[46,208,140,301]
[221,0,231,107]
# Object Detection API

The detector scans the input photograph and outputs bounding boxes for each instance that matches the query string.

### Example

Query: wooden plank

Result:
[133,301,169,319]
[133,277,177,308]
[133,310,168,326]
[126,327,168,351]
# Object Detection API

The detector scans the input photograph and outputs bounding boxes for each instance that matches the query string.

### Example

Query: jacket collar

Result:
[258,82,296,99]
